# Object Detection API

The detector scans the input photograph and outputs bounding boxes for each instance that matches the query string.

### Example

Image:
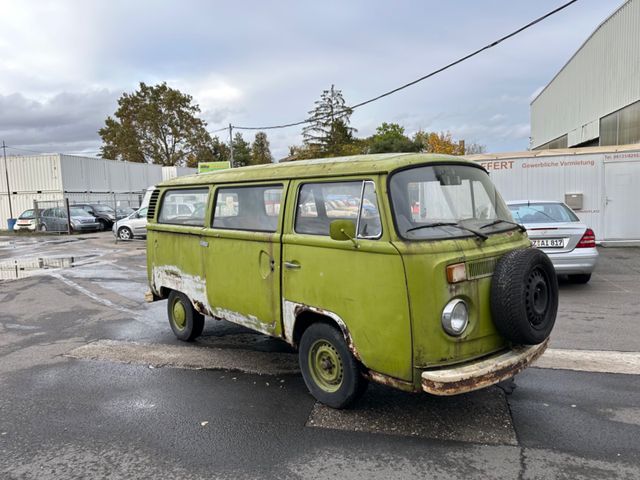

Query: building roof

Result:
[159,153,476,186]
[530,0,631,105]
[465,143,640,161]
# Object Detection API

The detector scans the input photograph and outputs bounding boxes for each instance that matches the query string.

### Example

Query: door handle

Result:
[284,261,301,270]
[199,240,209,247]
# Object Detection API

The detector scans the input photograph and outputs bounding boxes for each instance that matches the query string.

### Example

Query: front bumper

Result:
[73,223,101,231]
[13,223,36,231]
[421,338,548,396]
[546,247,598,274]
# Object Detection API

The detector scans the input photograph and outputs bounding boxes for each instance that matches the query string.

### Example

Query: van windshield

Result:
[389,164,513,240]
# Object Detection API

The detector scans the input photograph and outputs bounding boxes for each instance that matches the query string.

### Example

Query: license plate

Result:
[532,238,564,248]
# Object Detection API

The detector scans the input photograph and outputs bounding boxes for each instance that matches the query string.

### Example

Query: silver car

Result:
[507,200,598,284]
[112,207,147,240]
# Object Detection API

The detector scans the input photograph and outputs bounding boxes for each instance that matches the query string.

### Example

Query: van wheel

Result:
[118,227,133,240]
[167,291,204,341]
[568,274,591,284]
[39,224,47,232]
[299,323,367,409]
[491,248,558,345]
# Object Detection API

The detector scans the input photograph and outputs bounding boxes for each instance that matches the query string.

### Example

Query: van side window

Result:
[212,185,283,232]
[158,188,209,226]
[295,181,382,238]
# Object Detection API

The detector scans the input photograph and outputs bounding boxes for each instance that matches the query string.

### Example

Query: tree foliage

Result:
[302,85,356,156]
[231,132,251,168]
[250,132,273,165]
[366,123,421,154]
[99,82,217,166]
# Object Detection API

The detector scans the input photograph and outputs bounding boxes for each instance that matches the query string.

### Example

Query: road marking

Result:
[66,339,300,376]
[535,348,640,375]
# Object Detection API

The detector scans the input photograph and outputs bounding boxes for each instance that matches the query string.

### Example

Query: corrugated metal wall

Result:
[530,0,640,148]
[0,155,63,193]
[162,166,197,181]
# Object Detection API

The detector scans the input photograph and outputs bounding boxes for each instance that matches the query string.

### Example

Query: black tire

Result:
[167,291,204,341]
[568,273,591,284]
[97,219,107,231]
[490,248,558,345]
[39,224,47,232]
[299,323,367,409]
[118,227,133,240]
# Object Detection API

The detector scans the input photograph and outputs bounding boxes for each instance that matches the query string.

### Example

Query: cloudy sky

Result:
[0,0,622,159]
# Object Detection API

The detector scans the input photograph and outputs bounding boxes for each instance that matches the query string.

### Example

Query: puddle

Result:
[0,255,97,281]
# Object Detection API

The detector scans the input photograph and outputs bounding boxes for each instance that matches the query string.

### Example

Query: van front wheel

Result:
[167,291,204,341]
[299,323,367,409]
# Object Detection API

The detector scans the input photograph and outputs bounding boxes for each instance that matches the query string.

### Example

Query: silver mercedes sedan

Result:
[507,200,598,284]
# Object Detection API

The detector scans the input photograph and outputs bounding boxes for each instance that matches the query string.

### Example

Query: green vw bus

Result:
[146,153,557,408]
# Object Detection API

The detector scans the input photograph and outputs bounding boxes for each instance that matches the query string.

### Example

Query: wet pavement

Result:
[0,233,638,479]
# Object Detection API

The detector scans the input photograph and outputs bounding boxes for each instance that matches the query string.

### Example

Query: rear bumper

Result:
[421,338,548,396]
[547,247,598,274]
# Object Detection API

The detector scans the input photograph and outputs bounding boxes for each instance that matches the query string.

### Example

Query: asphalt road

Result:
[0,233,638,479]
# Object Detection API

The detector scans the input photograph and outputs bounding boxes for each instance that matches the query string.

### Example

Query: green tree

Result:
[414,130,468,155]
[185,136,230,168]
[250,131,273,165]
[366,123,421,153]
[99,82,214,166]
[231,132,251,167]
[302,85,356,155]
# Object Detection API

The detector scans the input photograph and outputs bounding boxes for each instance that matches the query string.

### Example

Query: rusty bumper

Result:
[421,338,549,396]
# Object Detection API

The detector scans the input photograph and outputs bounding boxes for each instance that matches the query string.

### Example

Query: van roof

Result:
[159,153,476,187]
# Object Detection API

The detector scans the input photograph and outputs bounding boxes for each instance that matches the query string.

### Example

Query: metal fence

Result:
[32,199,72,233]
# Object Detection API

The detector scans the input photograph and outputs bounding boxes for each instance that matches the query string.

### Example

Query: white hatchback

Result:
[112,207,148,240]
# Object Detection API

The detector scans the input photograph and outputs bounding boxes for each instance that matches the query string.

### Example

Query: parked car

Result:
[13,209,38,231]
[32,207,100,232]
[72,203,117,230]
[146,154,559,409]
[507,200,598,283]
[112,207,148,240]
[116,207,136,219]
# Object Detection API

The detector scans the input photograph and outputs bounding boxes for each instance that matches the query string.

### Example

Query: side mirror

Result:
[329,219,358,246]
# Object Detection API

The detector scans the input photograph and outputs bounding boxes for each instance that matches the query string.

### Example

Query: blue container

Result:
[7,218,16,231]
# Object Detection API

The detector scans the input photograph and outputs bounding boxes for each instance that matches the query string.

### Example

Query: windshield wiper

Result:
[406,222,488,241]
[480,219,526,232]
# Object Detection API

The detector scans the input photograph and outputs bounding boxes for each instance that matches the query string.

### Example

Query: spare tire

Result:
[490,248,558,345]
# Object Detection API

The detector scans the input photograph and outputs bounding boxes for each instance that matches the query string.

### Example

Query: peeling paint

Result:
[151,265,213,316]
[282,299,360,361]
[367,370,417,392]
[210,306,277,336]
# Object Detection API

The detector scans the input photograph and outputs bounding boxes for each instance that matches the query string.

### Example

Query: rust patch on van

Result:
[367,370,417,392]
[282,300,361,361]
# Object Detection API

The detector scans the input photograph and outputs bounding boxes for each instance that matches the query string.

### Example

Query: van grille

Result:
[147,189,160,221]
[466,256,498,280]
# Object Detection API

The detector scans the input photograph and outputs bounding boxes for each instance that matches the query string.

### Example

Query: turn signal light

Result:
[576,228,596,248]
[446,263,467,283]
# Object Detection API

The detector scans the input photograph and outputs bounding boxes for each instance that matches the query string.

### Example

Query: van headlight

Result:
[442,299,469,336]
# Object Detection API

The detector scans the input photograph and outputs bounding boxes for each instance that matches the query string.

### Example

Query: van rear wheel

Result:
[299,323,367,409]
[167,291,204,341]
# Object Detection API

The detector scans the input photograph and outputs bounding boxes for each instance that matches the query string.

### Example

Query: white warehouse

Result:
[531,0,640,150]
[1,154,195,228]
[467,144,640,245]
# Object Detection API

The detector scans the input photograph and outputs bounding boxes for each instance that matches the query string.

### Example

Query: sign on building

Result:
[198,161,231,173]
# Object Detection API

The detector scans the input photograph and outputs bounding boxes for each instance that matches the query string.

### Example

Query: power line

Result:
[232,0,578,131]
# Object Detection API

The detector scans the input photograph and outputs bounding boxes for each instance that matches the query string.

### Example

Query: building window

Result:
[533,134,568,151]
[600,100,640,146]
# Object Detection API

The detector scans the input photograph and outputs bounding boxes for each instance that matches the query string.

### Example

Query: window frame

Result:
[293,178,383,240]
[210,183,285,233]
[157,187,210,227]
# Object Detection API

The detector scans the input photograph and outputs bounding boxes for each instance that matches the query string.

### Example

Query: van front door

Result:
[202,182,287,336]
[281,178,413,382]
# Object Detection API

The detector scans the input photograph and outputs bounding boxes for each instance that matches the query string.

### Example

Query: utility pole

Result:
[228,123,234,168]
[2,140,13,220]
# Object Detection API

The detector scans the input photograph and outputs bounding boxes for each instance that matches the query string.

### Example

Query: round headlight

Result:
[442,299,469,336]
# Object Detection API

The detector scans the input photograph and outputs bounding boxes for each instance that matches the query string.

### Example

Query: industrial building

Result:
[467,144,640,244]
[1,154,195,228]
[530,0,640,150]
